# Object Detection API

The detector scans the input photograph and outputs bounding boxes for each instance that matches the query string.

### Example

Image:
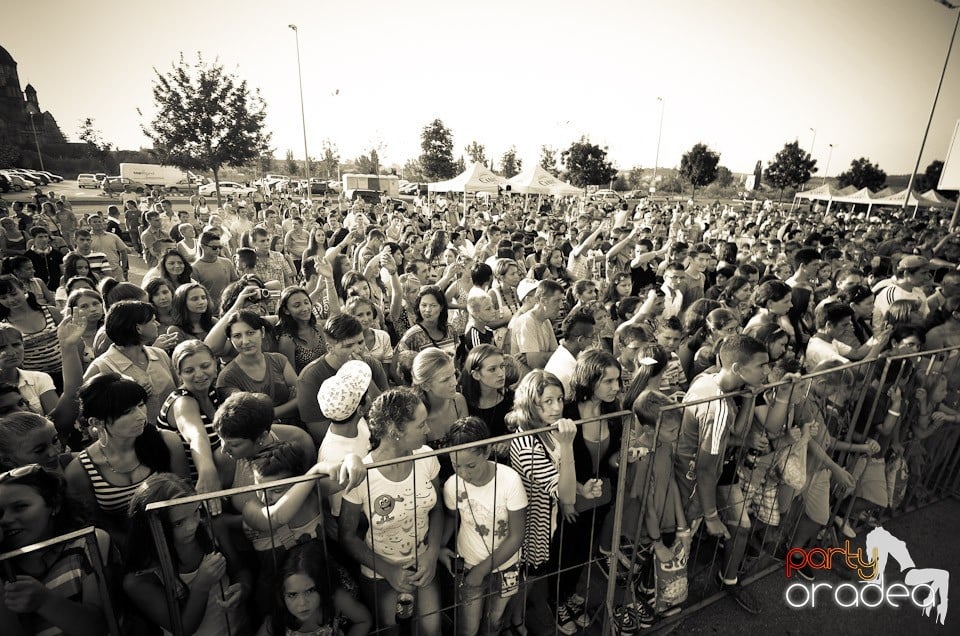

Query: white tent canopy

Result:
[507,164,582,196]
[870,187,940,208]
[427,163,507,193]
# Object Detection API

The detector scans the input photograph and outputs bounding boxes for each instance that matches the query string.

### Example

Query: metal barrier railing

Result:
[0,526,122,636]
[10,343,955,635]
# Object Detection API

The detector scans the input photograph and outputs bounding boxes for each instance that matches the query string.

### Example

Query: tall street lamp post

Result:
[652,97,664,192]
[822,143,834,186]
[289,24,311,202]
[24,102,44,171]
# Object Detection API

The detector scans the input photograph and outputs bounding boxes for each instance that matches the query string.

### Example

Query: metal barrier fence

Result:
[3,344,958,635]
[0,526,122,636]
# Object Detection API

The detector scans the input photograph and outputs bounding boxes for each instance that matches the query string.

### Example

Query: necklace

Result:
[98,443,142,474]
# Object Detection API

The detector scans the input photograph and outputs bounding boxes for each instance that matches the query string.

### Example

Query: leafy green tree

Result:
[763,141,818,201]
[915,159,947,193]
[355,151,378,175]
[0,133,22,168]
[753,160,763,190]
[836,157,886,191]
[317,140,340,180]
[561,137,617,188]
[626,168,646,190]
[658,173,684,194]
[419,119,456,180]
[500,146,522,178]
[540,145,560,176]
[285,149,297,175]
[259,153,275,173]
[77,118,114,171]
[402,157,425,182]
[140,53,270,205]
[678,143,720,200]
[455,155,466,174]
[715,166,735,188]
[465,141,487,166]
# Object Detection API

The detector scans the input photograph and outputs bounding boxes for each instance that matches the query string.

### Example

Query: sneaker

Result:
[719,575,762,615]
[834,515,856,539]
[565,594,591,628]
[556,603,577,635]
[630,600,656,628]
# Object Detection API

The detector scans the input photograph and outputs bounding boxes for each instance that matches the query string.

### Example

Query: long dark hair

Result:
[269,543,337,635]
[78,373,172,473]
[415,285,449,333]
[171,282,215,335]
[0,274,43,319]
[124,473,214,575]
[0,466,89,549]
[277,286,317,336]
[158,250,194,286]
[60,253,93,286]
[459,344,504,408]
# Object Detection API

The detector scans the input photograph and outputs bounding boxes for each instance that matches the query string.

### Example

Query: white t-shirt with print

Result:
[443,462,527,569]
[341,446,439,579]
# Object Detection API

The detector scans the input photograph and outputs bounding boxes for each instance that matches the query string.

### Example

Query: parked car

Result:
[197,181,254,196]
[592,189,624,205]
[1,171,35,191]
[94,172,107,184]
[12,169,48,186]
[0,173,9,193]
[101,176,147,194]
[309,179,329,195]
[35,170,63,183]
[77,173,100,188]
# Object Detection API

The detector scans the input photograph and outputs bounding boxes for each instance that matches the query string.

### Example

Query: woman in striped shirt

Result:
[0,464,112,636]
[65,373,188,543]
[158,341,224,514]
[506,370,578,631]
[0,274,64,391]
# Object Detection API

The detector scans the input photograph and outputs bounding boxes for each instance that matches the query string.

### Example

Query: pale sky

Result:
[5,0,959,177]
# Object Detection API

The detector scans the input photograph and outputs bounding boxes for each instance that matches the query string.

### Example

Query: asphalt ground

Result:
[650,496,960,636]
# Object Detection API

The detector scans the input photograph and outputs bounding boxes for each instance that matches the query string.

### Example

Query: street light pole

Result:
[905,1,960,213]
[25,103,44,171]
[289,24,311,201]
[653,97,664,188]
[822,143,834,185]
[802,127,816,191]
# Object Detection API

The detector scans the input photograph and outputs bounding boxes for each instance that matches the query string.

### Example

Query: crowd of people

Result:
[0,183,959,635]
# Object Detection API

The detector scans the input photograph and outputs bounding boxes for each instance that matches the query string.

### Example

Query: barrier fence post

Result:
[148,511,186,636]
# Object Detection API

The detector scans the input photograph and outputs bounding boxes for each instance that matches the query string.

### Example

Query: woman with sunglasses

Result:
[0,275,65,392]
[0,464,112,636]
[0,310,87,448]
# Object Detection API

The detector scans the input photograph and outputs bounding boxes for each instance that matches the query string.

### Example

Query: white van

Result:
[77,174,99,188]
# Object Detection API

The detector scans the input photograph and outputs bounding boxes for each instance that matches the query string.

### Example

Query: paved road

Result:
[655,497,960,636]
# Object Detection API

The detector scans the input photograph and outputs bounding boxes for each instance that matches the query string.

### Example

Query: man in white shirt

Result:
[513,279,564,370]
[871,255,931,327]
[545,310,597,401]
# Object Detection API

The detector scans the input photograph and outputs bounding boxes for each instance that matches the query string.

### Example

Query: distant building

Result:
[0,44,67,148]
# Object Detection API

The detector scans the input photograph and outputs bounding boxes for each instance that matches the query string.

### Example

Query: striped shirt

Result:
[157,387,222,479]
[20,537,95,636]
[20,306,61,375]
[77,450,152,513]
[510,432,560,568]
[676,372,736,465]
